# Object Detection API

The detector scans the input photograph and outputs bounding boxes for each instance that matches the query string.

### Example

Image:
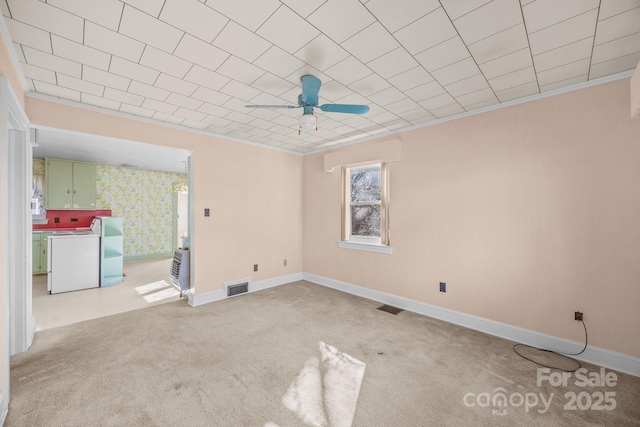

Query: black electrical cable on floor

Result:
[512,319,588,372]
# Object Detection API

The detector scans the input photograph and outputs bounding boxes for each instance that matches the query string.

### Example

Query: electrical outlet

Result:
[253,264,258,272]
[574,311,583,321]
[70,218,78,222]
[54,217,60,223]
[439,282,446,293]
[283,259,287,267]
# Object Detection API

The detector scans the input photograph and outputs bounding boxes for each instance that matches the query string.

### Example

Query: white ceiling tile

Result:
[489,66,536,92]
[174,35,230,73]
[540,75,587,92]
[26,79,36,92]
[318,80,351,101]
[223,97,255,112]
[84,21,145,63]
[48,0,123,31]
[455,87,496,107]
[533,38,592,72]
[181,119,212,130]
[253,46,306,79]
[174,107,207,122]
[104,87,144,105]
[454,0,523,45]
[166,92,204,110]
[251,73,296,97]
[81,93,121,110]
[121,0,165,17]
[5,19,51,53]
[324,57,372,86]
[183,66,230,91]
[23,46,81,78]
[405,80,446,102]
[495,81,539,102]
[364,0,440,33]
[197,102,232,117]
[220,80,262,101]
[387,66,434,91]
[430,103,465,118]
[415,36,470,72]
[348,73,391,96]
[307,0,376,44]
[120,103,155,118]
[257,5,320,54]
[247,92,289,106]
[466,98,499,110]
[52,35,111,71]
[270,114,299,127]
[598,0,640,20]
[109,57,159,85]
[57,74,104,96]
[394,8,457,55]
[153,111,185,125]
[139,46,192,78]
[439,0,492,20]
[225,110,256,124]
[280,0,326,18]
[418,92,455,110]
[294,35,350,71]
[0,0,10,17]
[589,51,640,78]
[13,43,25,62]
[248,118,277,130]
[119,5,184,53]
[128,80,170,101]
[8,0,83,43]
[431,57,480,85]
[205,0,281,31]
[523,0,599,34]
[212,21,272,63]
[479,48,533,79]
[528,10,598,55]
[397,107,433,123]
[445,73,489,96]
[83,66,131,91]
[33,80,80,101]
[368,86,406,106]
[217,56,266,85]
[367,47,419,79]
[154,74,197,96]
[520,0,535,5]
[141,98,179,114]
[160,0,228,43]
[20,63,56,84]
[592,31,640,64]
[385,97,421,114]
[341,22,399,63]
[192,86,232,105]
[595,7,640,45]
[468,23,529,64]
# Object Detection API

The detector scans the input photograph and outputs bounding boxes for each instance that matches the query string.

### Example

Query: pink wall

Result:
[304,79,640,359]
[26,97,304,297]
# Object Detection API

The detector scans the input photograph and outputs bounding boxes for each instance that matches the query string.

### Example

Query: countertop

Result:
[33,227,92,234]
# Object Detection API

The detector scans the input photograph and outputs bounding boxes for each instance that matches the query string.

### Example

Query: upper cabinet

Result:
[45,159,96,210]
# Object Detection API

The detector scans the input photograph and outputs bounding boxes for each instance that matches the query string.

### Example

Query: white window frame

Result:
[338,162,392,254]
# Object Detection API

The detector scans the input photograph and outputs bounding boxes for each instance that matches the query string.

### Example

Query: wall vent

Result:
[223,277,252,298]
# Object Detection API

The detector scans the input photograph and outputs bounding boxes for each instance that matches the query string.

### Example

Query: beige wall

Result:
[27,97,304,295]
[304,79,640,359]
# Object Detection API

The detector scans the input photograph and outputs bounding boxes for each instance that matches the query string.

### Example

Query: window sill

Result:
[337,240,393,254]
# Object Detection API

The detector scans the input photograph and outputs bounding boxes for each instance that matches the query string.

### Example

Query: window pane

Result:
[351,204,380,237]
[351,168,380,202]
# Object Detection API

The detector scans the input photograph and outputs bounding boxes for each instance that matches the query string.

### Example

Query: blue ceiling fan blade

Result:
[319,104,370,114]
[301,75,321,106]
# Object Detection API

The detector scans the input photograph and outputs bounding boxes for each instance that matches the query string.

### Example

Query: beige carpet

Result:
[8,281,640,426]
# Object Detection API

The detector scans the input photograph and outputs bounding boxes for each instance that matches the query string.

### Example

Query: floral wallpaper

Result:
[33,158,45,174]
[96,166,185,259]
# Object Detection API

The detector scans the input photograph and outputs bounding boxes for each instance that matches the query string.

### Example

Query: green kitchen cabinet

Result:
[32,232,50,274]
[45,158,96,210]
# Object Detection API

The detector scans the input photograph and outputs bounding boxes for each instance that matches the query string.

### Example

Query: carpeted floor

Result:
[7,281,640,426]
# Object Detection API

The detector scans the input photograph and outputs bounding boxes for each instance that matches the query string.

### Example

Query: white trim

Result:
[188,272,303,307]
[0,393,6,426]
[337,240,393,254]
[305,70,636,155]
[302,272,640,377]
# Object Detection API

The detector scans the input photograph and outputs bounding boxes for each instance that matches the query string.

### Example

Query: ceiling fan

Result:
[245,75,370,133]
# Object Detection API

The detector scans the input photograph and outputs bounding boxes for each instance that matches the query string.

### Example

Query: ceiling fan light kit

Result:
[246,75,369,135]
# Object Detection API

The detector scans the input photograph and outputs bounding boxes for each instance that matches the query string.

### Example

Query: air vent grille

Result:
[377,304,403,315]
[227,282,248,297]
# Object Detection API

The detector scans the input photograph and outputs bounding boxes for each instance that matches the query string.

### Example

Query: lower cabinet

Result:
[32,232,50,274]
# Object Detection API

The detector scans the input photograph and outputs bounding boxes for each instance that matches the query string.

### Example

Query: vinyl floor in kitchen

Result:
[32,258,185,330]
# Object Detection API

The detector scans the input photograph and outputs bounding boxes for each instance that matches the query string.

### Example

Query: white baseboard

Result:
[303,273,640,377]
[188,272,304,307]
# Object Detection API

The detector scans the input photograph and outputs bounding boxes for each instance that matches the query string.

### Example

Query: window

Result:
[340,163,391,253]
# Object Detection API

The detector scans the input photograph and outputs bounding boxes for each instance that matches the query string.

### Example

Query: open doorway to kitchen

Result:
[172,160,189,251]
[30,126,193,330]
